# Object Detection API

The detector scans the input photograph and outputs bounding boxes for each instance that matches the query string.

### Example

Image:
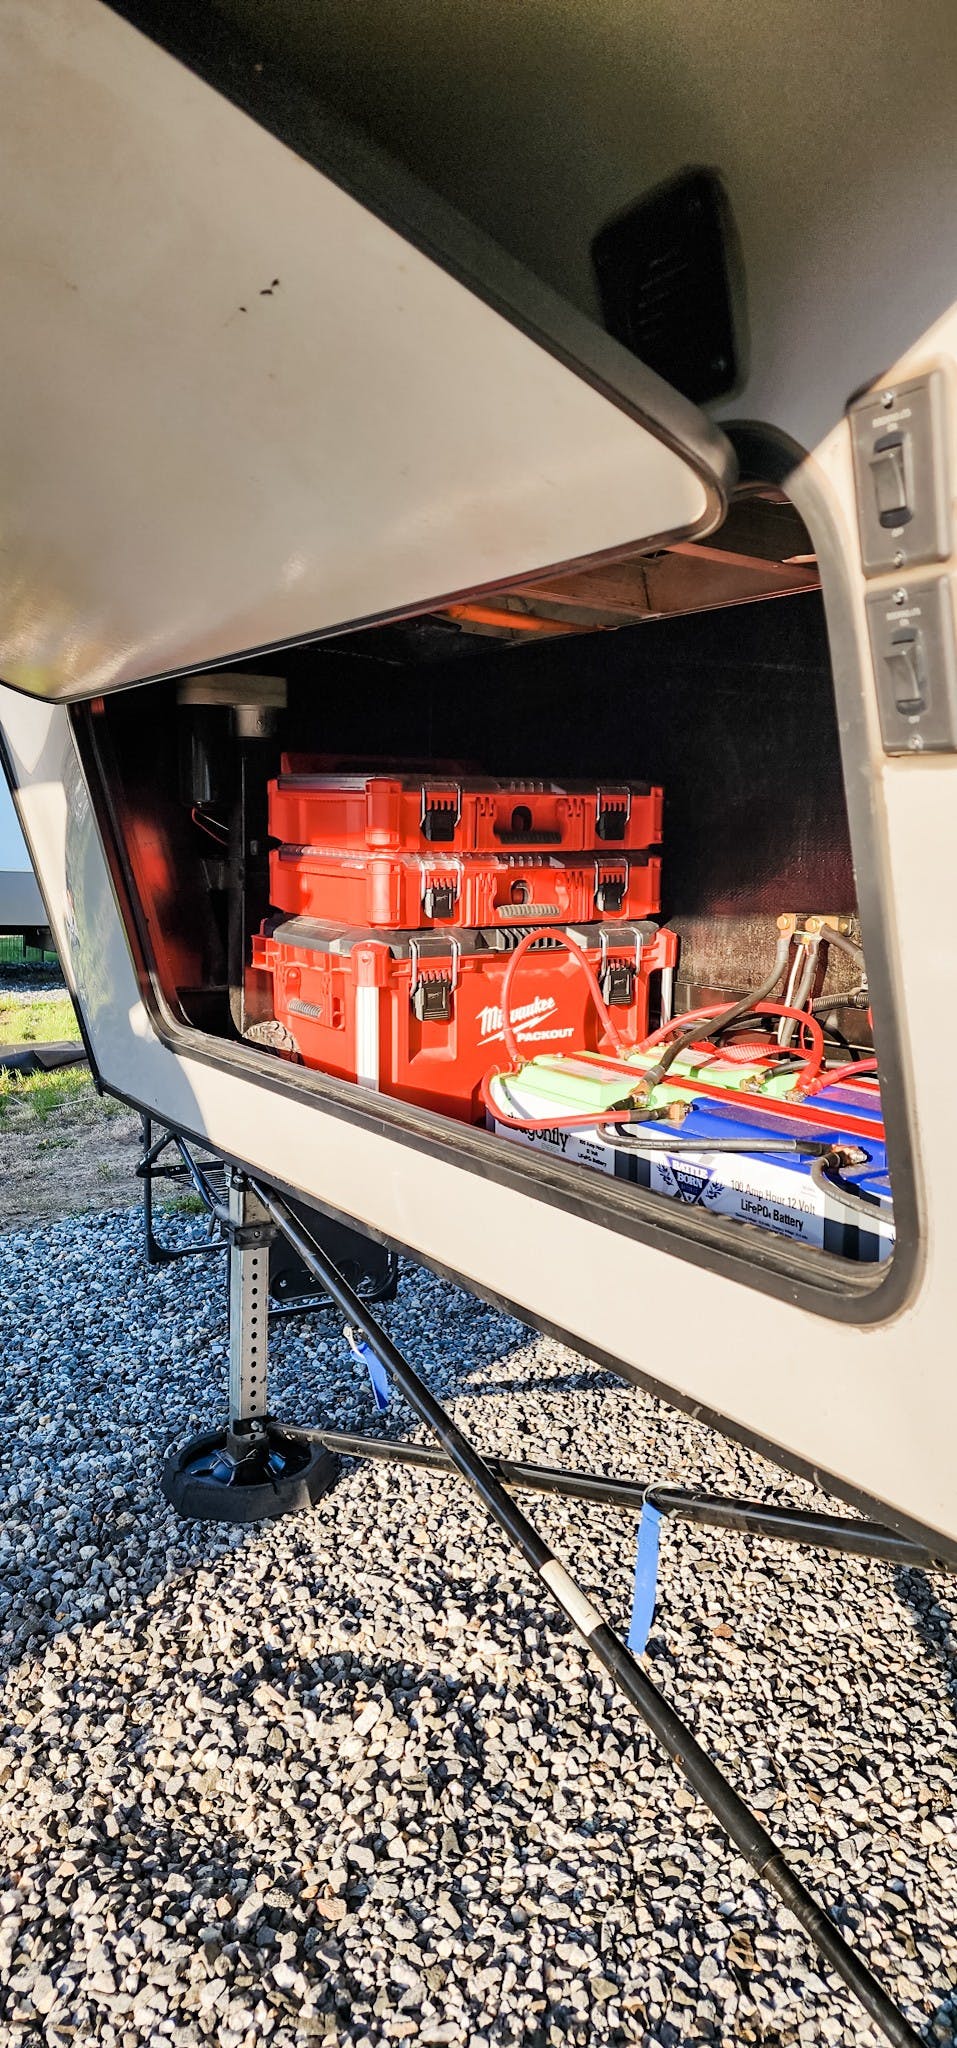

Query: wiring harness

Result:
[483,920,881,1176]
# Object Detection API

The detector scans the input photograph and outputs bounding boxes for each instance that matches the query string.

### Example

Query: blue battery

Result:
[626,1080,892,1261]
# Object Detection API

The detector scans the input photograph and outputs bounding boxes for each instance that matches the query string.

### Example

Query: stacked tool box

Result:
[251,762,674,1121]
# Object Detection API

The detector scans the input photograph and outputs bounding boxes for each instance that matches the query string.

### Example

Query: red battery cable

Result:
[499,928,629,1068]
[805,1056,879,1095]
[481,927,640,1132]
[479,1067,650,1132]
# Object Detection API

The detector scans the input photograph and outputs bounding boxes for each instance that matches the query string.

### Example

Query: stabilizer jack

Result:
[159,1159,934,2046]
[244,1179,927,2048]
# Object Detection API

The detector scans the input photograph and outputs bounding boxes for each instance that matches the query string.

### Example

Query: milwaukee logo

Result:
[478,994,565,1046]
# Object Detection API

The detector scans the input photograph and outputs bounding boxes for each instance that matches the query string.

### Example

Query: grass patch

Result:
[0,1057,143,1231]
[0,992,81,1045]
[0,1063,92,1121]
[159,1191,207,1217]
[101,1091,132,1119]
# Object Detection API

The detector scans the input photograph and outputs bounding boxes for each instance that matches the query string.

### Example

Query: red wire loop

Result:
[639,1001,826,1083]
[689,1035,780,1067]
[479,1068,645,1133]
[485,953,837,1133]
[499,928,627,1069]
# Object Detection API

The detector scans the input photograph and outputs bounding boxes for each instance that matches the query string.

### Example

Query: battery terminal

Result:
[777,911,858,941]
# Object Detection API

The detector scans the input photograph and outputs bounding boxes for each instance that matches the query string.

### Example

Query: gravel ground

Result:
[1,1206,955,2048]
[0,988,65,1002]
[0,972,65,996]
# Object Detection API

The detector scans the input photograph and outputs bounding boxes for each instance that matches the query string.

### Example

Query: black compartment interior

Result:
[81,586,858,1033]
[288,591,854,997]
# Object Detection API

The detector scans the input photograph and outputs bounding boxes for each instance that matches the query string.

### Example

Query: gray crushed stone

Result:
[1,1204,955,2048]
[0,974,66,997]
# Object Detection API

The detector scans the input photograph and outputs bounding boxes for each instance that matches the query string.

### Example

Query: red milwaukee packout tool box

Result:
[269,846,662,928]
[249,919,678,1123]
[269,763,663,856]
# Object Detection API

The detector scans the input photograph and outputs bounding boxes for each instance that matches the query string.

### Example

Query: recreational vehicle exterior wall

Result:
[3,0,957,1562]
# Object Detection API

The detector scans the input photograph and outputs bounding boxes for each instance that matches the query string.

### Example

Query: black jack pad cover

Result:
[162,1421,338,1525]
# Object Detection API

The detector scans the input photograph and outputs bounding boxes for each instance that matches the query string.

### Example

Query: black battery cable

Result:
[809,1148,886,1218]
[820,926,866,968]
[596,1126,834,1158]
[598,1124,884,1218]
[637,931,792,1092]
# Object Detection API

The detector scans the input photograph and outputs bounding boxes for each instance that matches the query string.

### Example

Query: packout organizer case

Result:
[268,845,663,929]
[269,765,664,856]
[249,918,678,1123]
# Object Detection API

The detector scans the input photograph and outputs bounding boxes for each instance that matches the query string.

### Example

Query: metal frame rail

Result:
[313,1431,944,1569]
[137,1119,398,1319]
[247,1179,932,2048]
[137,1114,227,1267]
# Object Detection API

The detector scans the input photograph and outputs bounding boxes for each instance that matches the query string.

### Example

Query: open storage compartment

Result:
[75,479,897,1290]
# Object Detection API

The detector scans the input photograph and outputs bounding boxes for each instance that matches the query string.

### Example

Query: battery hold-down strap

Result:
[627,1503,662,1654]
[345,1324,392,1413]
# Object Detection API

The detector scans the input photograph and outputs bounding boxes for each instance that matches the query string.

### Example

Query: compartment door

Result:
[0,0,735,703]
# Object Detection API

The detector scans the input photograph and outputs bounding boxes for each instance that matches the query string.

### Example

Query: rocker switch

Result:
[866,578,957,753]
[883,631,925,714]
[849,370,950,573]
[870,433,911,528]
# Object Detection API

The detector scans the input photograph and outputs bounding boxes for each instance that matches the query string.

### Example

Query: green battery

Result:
[499,1054,638,1115]
[499,1047,804,1119]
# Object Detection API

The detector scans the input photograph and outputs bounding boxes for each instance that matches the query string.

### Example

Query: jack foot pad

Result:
[162,1420,337,1525]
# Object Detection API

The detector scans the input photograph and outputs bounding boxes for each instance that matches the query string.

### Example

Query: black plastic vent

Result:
[591,168,741,404]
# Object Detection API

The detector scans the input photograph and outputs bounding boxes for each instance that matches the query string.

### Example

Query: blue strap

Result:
[362,1345,392,1413]
[345,1327,392,1413]
[627,1505,662,1654]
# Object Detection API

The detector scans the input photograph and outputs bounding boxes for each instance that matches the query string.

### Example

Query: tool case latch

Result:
[599,959,635,1006]
[409,936,460,1022]
[595,787,631,841]
[411,978,453,1021]
[420,783,462,842]
[422,881,457,919]
[594,862,627,913]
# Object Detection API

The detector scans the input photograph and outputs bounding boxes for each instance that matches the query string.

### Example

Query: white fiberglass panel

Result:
[0,0,730,703]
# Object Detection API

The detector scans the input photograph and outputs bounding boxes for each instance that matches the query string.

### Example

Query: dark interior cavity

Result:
[83,587,858,1030]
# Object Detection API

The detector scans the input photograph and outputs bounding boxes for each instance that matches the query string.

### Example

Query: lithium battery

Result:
[487,1066,893,1262]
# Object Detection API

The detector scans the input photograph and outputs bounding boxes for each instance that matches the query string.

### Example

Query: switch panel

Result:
[849,370,950,574]
[865,576,957,753]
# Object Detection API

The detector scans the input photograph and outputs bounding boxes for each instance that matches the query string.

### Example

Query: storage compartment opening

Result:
[78,483,895,1282]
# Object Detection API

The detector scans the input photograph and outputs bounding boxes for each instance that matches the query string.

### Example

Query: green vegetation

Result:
[0,994,81,1045]
[0,985,141,1227]
[159,1191,207,1216]
[0,987,87,1121]
[0,1063,92,1121]
[0,1060,129,1137]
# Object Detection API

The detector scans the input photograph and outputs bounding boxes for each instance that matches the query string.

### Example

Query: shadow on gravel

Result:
[0,1485,251,1685]
[446,1365,618,1401]
[893,1566,957,1723]
[0,1357,611,1686]
[928,1992,957,2048]
[0,1221,534,1679]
